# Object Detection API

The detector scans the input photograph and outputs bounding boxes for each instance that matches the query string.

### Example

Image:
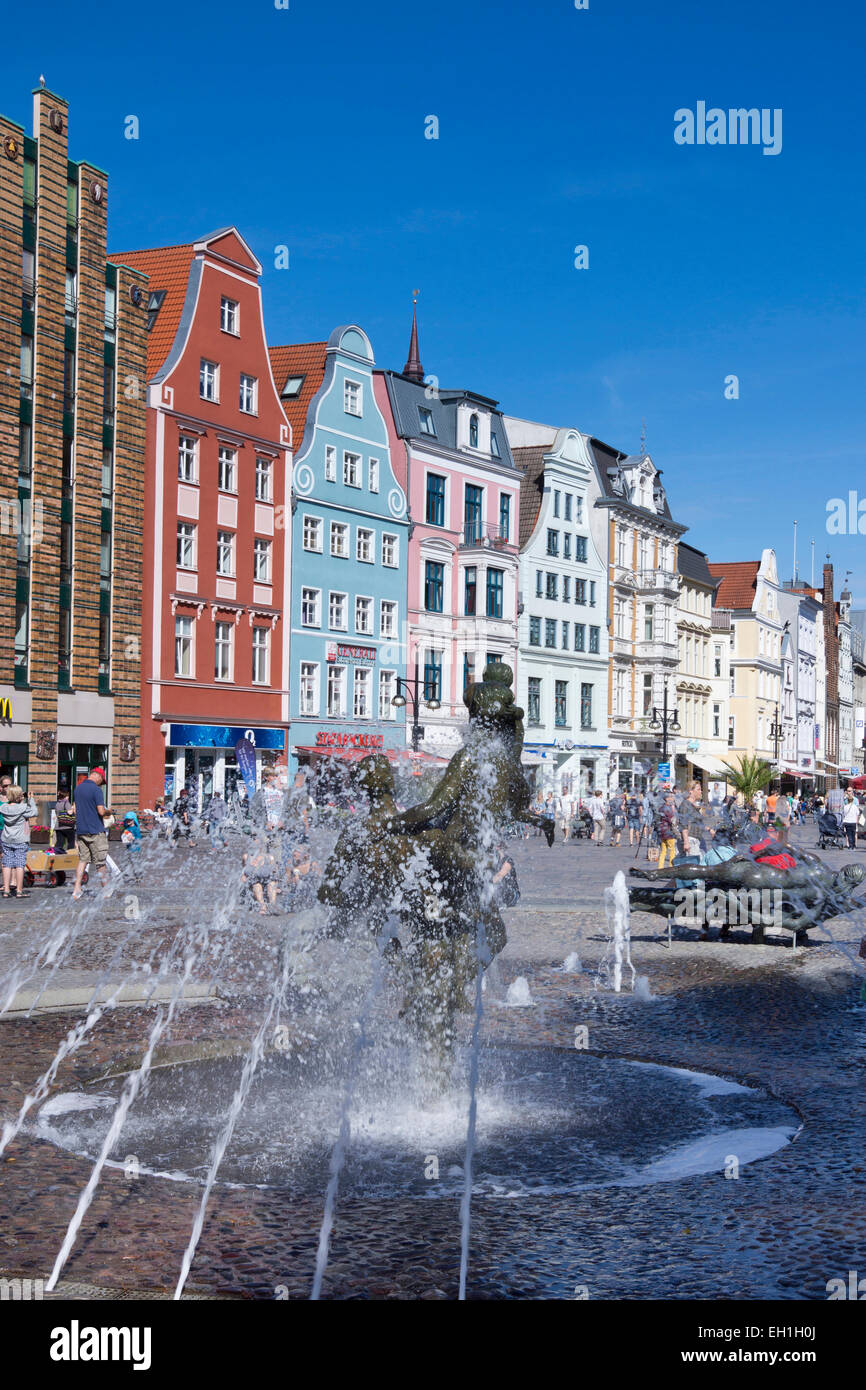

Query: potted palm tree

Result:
[720,752,774,804]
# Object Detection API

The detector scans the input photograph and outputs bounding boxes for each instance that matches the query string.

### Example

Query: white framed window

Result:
[178,434,197,483]
[329,591,347,630]
[254,537,272,582]
[368,457,379,492]
[380,600,397,638]
[200,359,218,402]
[379,669,396,720]
[381,532,398,567]
[325,446,337,482]
[344,379,362,416]
[177,521,196,570]
[214,621,233,681]
[327,665,346,717]
[330,521,349,558]
[218,445,237,493]
[239,373,258,414]
[353,666,370,717]
[356,527,374,563]
[216,530,235,577]
[343,451,360,487]
[355,596,372,634]
[299,662,319,716]
[255,457,272,502]
[175,615,194,676]
[303,515,323,552]
[301,587,320,627]
[220,297,239,335]
[252,626,269,684]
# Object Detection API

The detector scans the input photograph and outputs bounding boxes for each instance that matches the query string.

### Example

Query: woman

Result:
[627,794,642,846]
[1,786,37,899]
[559,794,574,844]
[842,790,860,851]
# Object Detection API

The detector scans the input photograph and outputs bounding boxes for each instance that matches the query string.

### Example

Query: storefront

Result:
[0,689,30,792]
[522,741,609,800]
[164,724,287,809]
[58,743,110,799]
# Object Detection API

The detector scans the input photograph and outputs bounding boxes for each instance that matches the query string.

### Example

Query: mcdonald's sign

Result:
[0,698,11,721]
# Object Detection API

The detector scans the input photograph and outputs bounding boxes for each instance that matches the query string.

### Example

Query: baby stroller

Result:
[817,811,846,850]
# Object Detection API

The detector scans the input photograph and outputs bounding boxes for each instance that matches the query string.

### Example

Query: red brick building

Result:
[108,229,291,808]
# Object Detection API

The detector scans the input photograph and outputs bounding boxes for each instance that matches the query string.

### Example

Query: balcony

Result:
[459,522,513,552]
[636,568,681,596]
[636,639,678,664]
[711,608,732,631]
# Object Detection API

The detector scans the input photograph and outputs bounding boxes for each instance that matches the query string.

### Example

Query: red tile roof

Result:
[267,342,328,452]
[512,446,547,549]
[708,560,760,610]
[107,242,196,378]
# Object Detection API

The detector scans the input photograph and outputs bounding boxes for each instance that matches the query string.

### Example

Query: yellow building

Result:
[709,550,784,766]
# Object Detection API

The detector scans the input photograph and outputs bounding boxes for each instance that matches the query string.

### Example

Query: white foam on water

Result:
[38,1092,115,1117]
[623,1125,798,1185]
[560,952,581,973]
[503,976,533,1007]
[632,975,655,1002]
[627,1059,750,1098]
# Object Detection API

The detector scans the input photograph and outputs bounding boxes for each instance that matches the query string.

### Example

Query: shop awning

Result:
[685,751,730,777]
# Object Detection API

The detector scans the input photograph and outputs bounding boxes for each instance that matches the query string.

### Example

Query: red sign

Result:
[315,732,384,750]
[326,643,376,663]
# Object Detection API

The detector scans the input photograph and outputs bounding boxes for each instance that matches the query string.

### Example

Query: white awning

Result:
[686,751,730,777]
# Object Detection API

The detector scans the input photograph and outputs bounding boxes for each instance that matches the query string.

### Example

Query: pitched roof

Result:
[379,371,517,468]
[677,541,717,589]
[707,560,760,610]
[267,342,328,452]
[512,446,547,549]
[588,436,680,527]
[107,242,195,378]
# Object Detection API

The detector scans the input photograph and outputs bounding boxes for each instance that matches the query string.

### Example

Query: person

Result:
[241,845,279,914]
[656,792,678,871]
[627,794,642,846]
[207,790,228,848]
[559,793,573,844]
[284,770,314,841]
[0,775,12,804]
[842,789,860,850]
[679,781,706,857]
[588,789,606,846]
[52,791,76,854]
[775,790,792,846]
[1,786,37,898]
[284,845,322,909]
[608,791,625,847]
[73,768,113,899]
[172,788,195,846]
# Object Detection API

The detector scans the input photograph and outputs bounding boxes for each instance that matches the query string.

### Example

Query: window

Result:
[327,665,346,717]
[529,616,541,646]
[301,587,320,626]
[353,667,370,717]
[713,703,721,738]
[563,535,571,560]
[254,538,272,582]
[499,493,510,539]
[200,359,218,401]
[728,716,735,747]
[239,373,257,414]
[486,567,504,619]
[218,446,237,493]
[730,670,736,695]
[553,491,561,518]
[561,622,570,650]
[464,566,477,616]
[325,446,337,482]
[355,596,372,634]
[589,626,600,654]
[563,576,571,603]
[644,604,654,642]
[357,527,374,563]
[527,677,541,725]
[382,533,398,567]
[714,644,722,677]
[555,680,568,727]
[330,522,349,558]
[463,651,476,691]
[425,561,444,613]
[564,494,572,522]
[220,297,239,334]
[575,495,584,524]
[281,375,305,399]
[178,435,197,483]
[464,485,483,543]
[426,473,446,526]
[255,457,272,502]
[303,516,323,552]
[214,621,233,681]
[300,662,319,715]
[469,413,479,448]
[368,458,379,492]
[574,623,585,652]
[491,431,501,457]
[547,529,559,557]
[175,616,194,676]
[643,673,653,715]
[20,335,33,398]
[329,592,347,630]
[379,670,396,720]
[65,270,77,322]
[546,572,558,601]
[536,570,543,598]
[216,530,235,577]
[580,683,593,729]
[589,580,596,607]
[616,526,628,566]
[177,522,196,569]
[380,600,397,638]
[344,379,362,416]
[419,407,436,436]
[252,627,269,684]
[575,535,587,562]
[343,451,360,487]
[545,619,557,648]
[423,650,442,702]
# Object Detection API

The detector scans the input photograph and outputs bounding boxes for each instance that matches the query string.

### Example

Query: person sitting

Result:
[241,846,279,914]
[285,846,321,910]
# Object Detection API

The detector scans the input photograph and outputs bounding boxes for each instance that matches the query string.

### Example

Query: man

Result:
[679,781,706,856]
[207,791,227,849]
[775,790,792,846]
[656,792,678,870]
[73,767,112,899]
[0,775,11,801]
[588,789,606,846]
[285,770,314,841]
[172,787,195,845]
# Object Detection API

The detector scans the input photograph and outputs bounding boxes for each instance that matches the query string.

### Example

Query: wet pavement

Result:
[0,823,865,1300]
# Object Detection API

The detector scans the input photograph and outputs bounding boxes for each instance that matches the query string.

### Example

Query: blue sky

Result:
[3,0,864,599]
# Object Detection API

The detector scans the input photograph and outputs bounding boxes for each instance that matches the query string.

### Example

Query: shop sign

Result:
[315,732,384,750]
[168,724,285,750]
[0,698,11,721]
[326,643,376,664]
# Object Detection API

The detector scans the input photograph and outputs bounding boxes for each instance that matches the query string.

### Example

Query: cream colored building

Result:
[708,550,784,766]
[674,543,729,786]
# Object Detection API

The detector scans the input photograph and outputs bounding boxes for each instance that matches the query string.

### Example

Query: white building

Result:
[776,585,821,784]
[674,543,730,787]
[838,585,854,774]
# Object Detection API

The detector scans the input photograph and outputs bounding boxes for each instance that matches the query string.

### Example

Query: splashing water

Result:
[599,871,636,994]
[504,976,534,1007]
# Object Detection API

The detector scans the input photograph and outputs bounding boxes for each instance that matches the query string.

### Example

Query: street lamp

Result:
[648,683,681,763]
[392,667,440,753]
[770,702,783,768]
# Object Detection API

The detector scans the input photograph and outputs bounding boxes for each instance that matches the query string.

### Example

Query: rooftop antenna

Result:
[639,418,647,457]
[792,520,798,584]
[810,539,814,588]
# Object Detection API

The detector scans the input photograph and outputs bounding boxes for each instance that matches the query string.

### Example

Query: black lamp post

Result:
[391,665,440,753]
[648,683,681,762]
[770,702,783,768]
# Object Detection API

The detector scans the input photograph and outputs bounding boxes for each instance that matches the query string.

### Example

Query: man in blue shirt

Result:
[73,768,112,899]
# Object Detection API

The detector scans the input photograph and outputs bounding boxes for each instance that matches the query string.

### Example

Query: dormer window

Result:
[281,375,305,399]
[418,407,436,436]
[490,431,500,457]
[469,413,479,449]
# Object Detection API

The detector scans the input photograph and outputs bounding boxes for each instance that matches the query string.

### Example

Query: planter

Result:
[30,830,49,845]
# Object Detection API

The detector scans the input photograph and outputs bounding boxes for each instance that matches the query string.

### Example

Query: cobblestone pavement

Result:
[0,824,864,1299]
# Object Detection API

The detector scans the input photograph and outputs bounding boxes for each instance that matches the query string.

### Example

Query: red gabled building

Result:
[108,229,292,808]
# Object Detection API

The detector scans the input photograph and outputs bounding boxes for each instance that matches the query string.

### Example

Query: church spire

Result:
[402,289,424,382]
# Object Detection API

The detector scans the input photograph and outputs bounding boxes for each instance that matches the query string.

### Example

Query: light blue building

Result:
[285,326,409,776]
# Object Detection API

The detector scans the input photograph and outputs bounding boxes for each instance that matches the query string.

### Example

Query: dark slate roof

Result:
[677,541,718,589]
[512,446,547,549]
[588,436,683,529]
[379,371,517,470]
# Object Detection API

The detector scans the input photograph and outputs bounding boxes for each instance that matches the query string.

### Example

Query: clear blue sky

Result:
[3,0,864,600]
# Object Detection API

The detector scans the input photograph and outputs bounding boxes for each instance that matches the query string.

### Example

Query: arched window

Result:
[469,413,479,448]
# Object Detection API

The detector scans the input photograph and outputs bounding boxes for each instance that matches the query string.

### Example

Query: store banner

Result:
[235,738,258,800]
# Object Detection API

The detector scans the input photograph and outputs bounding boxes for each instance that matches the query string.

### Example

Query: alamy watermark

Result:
[673,887,783,928]
[674,103,782,156]
[826,491,866,534]
[0,497,43,545]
